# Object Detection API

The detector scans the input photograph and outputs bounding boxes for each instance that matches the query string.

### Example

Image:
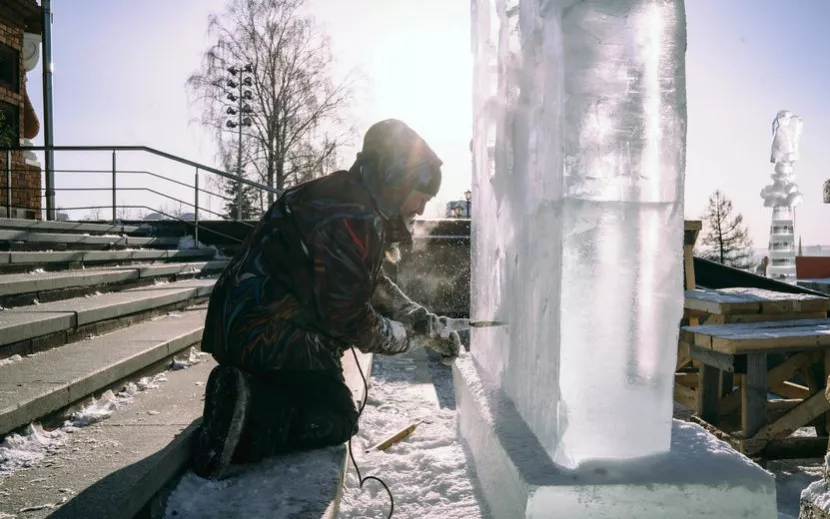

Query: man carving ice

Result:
[192,119,462,480]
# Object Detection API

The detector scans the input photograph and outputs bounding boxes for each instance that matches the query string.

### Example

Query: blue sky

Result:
[21,0,830,247]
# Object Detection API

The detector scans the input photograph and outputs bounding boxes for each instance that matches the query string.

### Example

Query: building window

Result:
[0,42,19,93]
[0,100,19,147]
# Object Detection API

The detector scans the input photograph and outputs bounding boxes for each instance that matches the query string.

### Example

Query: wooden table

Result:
[679,318,830,457]
[685,286,829,324]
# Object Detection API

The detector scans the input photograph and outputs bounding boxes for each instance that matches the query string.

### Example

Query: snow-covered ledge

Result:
[453,356,778,518]
[22,32,41,167]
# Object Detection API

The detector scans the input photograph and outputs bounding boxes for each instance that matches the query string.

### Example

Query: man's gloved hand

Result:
[407,310,461,364]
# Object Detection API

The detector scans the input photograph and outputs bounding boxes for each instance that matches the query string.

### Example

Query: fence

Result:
[1,145,282,245]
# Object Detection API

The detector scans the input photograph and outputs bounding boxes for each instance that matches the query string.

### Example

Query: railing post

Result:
[5,149,11,218]
[194,167,200,247]
[111,150,117,223]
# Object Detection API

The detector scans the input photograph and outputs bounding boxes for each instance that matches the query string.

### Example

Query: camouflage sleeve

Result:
[371,272,429,326]
[312,218,409,355]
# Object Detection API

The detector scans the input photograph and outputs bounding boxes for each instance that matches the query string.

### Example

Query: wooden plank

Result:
[683,244,696,290]
[719,388,742,415]
[721,311,827,324]
[676,342,691,370]
[742,353,768,440]
[675,372,697,388]
[674,383,697,410]
[698,364,721,424]
[688,344,734,372]
[746,390,830,455]
[770,380,811,400]
[767,352,814,388]
[758,436,828,460]
[680,319,830,354]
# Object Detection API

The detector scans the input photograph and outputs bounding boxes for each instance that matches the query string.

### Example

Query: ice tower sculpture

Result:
[760,110,803,283]
[468,0,686,468]
[454,1,778,517]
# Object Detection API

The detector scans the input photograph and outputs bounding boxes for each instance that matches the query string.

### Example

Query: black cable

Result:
[347,345,395,519]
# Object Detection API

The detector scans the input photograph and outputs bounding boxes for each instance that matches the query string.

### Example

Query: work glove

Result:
[408,311,461,364]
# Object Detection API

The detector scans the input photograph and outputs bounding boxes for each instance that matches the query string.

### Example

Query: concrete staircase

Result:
[0,217,373,519]
[0,218,225,518]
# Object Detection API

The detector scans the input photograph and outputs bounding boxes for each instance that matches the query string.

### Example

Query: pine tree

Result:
[698,190,757,270]
[223,177,258,220]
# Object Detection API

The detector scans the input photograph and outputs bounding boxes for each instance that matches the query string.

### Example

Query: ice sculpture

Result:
[469,0,686,468]
[761,110,803,283]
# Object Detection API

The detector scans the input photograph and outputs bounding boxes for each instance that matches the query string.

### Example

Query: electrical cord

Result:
[347,345,395,518]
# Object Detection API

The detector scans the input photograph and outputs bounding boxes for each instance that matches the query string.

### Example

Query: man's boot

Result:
[192,365,250,480]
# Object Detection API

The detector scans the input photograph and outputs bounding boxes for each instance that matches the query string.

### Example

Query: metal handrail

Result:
[3,145,281,194]
[56,204,244,244]
[1,145,280,246]
[47,169,236,202]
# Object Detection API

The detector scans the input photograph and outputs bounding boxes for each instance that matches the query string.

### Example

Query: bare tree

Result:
[697,190,757,270]
[187,0,358,207]
[83,207,103,221]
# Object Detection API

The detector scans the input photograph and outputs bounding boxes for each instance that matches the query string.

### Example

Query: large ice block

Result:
[452,356,779,519]
[470,0,686,468]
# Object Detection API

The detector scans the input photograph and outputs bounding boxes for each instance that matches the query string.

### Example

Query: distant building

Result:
[445,201,470,218]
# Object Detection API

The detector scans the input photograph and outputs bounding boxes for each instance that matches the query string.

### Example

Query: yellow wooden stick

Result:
[365,420,428,453]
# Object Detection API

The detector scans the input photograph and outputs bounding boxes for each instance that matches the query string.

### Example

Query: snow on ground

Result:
[163,350,488,519]
[337,352,486,519]
[673,402,823,518]
[171,346,209,370]
[771,456,825,518]
[0,373,166,477]
[0,341,207,480]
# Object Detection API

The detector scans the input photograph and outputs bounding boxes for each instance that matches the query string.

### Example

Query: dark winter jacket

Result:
[201,119,443,377]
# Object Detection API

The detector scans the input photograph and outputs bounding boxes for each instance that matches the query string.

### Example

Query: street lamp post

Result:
[464,189,472,218]
[223,64,254,221]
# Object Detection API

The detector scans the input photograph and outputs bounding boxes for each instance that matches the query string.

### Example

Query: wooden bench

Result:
[685,286,829,324]
[679,318,830,458]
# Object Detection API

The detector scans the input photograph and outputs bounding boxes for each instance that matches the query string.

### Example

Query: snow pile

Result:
[0,355,23,367]
[798,453,830,514]
[171,347,209,370]
[178,236,207,250]
[164,446,346,518]
[0,424,68,476]
[64,374,167,428]
[802,479,830,511]
[338,355,483,519]
[0,373,167,477]
[28,268,46,275]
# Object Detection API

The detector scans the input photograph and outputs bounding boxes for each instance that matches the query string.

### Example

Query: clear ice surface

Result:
[470,0,687,468]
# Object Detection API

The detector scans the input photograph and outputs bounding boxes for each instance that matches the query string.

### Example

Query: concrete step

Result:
[0,305,208,437]
[0,230,183,249]
[0,278,215,358]
[0,344,371,519]
[0,218,140,235]
[0,248,219,272]
[0,316,213,519]
[0,260,228,308]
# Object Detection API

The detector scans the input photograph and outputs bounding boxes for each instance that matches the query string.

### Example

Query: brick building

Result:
[0,0,42,219]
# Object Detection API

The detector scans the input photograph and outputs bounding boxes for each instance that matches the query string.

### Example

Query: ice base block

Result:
[452,356,778,519]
